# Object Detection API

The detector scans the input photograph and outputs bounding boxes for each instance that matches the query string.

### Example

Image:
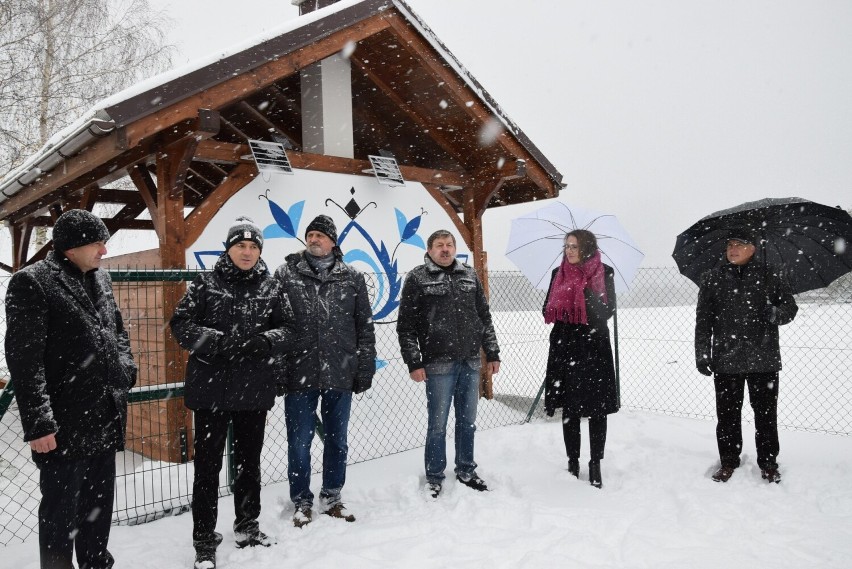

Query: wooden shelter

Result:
[0,0,563,461]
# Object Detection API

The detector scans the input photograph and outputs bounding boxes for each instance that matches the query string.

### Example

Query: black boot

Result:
[588,460,602,489]
[568,458,580,478]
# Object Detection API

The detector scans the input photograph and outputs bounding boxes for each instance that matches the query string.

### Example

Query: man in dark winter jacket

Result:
[397,230,500,498]
[170,217,294,569]
[274,214,376,527]
[5,209,137,569]
[695,228,798,484]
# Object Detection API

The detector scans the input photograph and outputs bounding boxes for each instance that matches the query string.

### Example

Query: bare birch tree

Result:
[0,0,174,244]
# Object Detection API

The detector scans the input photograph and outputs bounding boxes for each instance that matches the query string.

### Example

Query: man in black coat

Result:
[695,228,798,484]
[274,214,376,527]
[5,209,137,569]
[170,217,295,568]
[396,230,500,498]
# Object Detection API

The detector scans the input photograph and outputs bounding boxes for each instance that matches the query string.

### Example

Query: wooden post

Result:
[155,147,192,463]
[463,188,494,400]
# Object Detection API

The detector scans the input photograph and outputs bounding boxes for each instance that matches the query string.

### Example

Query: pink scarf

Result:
[544,250,607,325]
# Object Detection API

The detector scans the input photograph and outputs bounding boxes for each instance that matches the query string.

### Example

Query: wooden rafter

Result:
[129,164,161,238]
[193,140,469,187]
[422,183,471,249]
[383,12,555,196]
[184,163,257,247]
[122,14,392,149]
[350,53,470,168]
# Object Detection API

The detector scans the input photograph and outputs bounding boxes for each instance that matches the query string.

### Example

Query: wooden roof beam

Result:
[122,14,392,149]
[193,140,469,187]
[185,163,257,247]
[383,12,556,196]
[350,53,470,168]
[422,183,469,246]
[2,111,219,225]
[236,101,300,149]
[129,164,162,237]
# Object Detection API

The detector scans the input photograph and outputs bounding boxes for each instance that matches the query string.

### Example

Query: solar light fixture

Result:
[248,139,294,175]
[367,154,405,187]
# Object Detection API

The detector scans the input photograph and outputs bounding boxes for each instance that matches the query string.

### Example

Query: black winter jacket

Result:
[695,259,797,375]
[5,251,137,464]
[274,252,376,393]
[170,256,294,411]
[397,255,500,371]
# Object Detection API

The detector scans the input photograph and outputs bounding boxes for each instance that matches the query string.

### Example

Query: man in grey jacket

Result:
[397,230,500,498]
[695,228,797,484]
[275,214,376,527]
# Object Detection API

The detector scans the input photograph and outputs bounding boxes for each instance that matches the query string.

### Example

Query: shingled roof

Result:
[0,0,563,271]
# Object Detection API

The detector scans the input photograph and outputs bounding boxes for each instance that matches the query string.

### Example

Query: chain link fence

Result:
[1,267,850,546]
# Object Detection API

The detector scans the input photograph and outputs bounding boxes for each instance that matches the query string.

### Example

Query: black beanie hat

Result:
[226,216,264,251]
[52,209,110,252]
[305,214,338,244]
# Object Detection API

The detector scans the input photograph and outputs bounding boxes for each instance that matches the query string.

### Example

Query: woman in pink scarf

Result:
[543,229,618,489]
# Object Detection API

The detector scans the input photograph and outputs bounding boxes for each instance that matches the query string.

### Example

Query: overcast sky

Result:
[3,0,820,269]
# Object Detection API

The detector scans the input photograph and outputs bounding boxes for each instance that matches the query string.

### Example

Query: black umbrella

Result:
[673,197,852,294]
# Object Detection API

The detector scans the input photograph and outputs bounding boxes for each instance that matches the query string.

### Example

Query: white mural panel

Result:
[189,168,470,322]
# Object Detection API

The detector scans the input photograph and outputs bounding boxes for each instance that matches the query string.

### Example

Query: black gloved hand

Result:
[352,374,373,394]
[696,359,713,377]
[763,305,778,324]
[241,335,271,359]
[217,335,242,358]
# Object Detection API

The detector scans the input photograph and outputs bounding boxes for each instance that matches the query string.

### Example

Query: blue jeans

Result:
[284,388,352,508]
[424,360,480,484]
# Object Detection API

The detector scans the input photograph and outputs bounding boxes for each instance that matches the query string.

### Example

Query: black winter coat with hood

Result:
[695,259,798,375]
[5,250,137,465]
[274,252,376,393]
[170,255,294,411]
[396,255,500,371]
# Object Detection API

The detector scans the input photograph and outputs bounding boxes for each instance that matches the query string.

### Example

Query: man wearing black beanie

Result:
[275,214,376,527]
[171,216,294,568]
[5,209,137,569]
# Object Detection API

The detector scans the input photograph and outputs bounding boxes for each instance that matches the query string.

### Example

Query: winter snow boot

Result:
[588,460,602,489]
[426,482,442,498]
[568,458,580,478]
[194,549,216,569]
[456,473,489,492]
[711,466,736,483]
[293,505,313,528]
[234,529,275,548]
[324,503,356,522]
[192,531,221,569]
[761,467,782,484]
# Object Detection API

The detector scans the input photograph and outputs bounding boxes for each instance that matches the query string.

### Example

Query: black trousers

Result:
[714,372,780,470]
[562,413,608,461]
[38,452,116,569]
[192,409,267,551]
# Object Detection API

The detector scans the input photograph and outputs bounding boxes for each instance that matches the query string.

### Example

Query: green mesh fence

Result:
[1,267,850,546]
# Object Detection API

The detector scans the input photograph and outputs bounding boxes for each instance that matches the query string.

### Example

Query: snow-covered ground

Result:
[3,409,851,569]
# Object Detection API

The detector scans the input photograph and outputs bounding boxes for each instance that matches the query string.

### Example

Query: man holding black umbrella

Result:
[695,227,798,484]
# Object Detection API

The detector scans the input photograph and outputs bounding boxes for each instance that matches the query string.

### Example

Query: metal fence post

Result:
[0,380,14,420]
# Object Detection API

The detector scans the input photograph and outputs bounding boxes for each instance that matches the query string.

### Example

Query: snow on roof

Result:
[0,0,553,200]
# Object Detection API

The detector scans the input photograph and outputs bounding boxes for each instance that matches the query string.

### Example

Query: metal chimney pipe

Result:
[291,0,341,16]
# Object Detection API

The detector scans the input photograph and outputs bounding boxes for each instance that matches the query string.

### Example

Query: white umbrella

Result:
[505,201,645,293]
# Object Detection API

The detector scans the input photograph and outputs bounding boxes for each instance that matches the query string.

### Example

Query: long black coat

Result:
[170,257,294,411]
[695,259,797,374]
[396,255,500,371]
[5,251,137,464]
[543,265,619,418]
[274,252,376,393]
